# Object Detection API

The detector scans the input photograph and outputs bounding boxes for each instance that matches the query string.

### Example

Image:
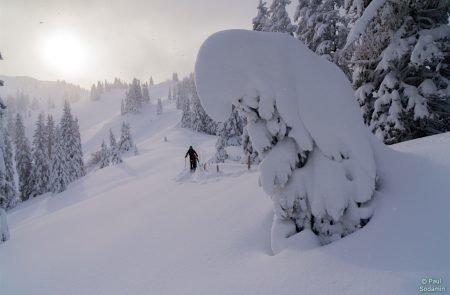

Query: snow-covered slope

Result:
[0,75,88,102]
[0,88,449,294]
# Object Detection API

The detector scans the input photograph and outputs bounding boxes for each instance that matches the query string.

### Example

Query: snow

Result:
[195,30,377,247]
[1,34,449,294]
[195,30,375,175]
[0,81,449,293]
[344,0,387,48]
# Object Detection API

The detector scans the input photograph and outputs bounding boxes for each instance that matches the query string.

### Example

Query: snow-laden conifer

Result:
[253,0,270,32]
[31,113,50,196]
[99,140,110,169]
[109,129,122,165]
[195,30,378,251]
[14,113,33,200]
[49,127,69,193]
[119,121,134,152]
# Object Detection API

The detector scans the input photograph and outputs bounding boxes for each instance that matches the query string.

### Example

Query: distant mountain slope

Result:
[0,75,89,102]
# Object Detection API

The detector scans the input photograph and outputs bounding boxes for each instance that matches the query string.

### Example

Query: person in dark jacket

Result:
[185,146,199,171]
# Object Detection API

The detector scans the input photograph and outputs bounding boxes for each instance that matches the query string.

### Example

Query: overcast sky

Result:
[0,0,296,88]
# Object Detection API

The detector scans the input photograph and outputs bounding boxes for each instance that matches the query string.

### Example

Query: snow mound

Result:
[195,30,377,249]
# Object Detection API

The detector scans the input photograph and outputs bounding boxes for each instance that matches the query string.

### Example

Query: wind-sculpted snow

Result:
[195,30,378,251]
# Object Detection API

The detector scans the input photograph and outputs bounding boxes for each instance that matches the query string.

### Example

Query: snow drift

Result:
[195,30,378,250]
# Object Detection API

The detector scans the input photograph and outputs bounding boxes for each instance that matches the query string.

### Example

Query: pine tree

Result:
[253,0,270,31]
[142,83,150,104]
[242,125,259,165]
[71,118,85,179]
[217,106,244,146]
[294,0,348,64]
[214,137,228,163]
[149,77,154,86]
[266,0,296,35]
[2,130,19,209]
[119,121,134,152]
[347,0,450,143]
[109,129,122,165]
[157,98,163,115]
[181,97,192,128]
[124,79,144,113]
[46,115,55,159]
[99,140,110,169]
[31,113,50,196]
[49,127,69,193]
[14,113,33,200]
[172,73,179,82]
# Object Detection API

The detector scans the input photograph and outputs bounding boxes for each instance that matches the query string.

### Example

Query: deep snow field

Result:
[1,84,449,295]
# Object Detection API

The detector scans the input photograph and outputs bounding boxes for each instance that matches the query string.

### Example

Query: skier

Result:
[185,146,199,172]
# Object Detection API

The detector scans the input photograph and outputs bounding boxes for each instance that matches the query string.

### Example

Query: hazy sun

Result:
[41,32,87,74]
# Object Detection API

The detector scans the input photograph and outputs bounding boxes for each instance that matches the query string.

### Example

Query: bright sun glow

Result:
[41,32,87,74]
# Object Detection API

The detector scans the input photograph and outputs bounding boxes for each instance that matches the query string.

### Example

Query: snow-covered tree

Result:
[157,98,163,115]
[142,82,150,104]
[2,130,19,209]
[266,0,296,35]
[253,0,270,31]
[294,0,348,64]
[346,0,450,143]
[217,106,244,146]
[31,113,50,196]
[123,78,144,113]
[181,97,192,128]
[172,73,179,82]
[46,115,55,159]
[14,113,33,201]
[242,125,259,165]
[149,77,154,86]
[109,129,122,165]
[49,126,69,193]
[0,206,9,243]
[71,118,85,179]
[195,30,378,251]
[119,121,134,152]
[214,137,228,163]
[99,140,110,169]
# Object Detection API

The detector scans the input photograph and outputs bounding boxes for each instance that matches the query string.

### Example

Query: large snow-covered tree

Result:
[71,117,85,179]
[345,0,450,143]
[31,113,50,196]
[49,126,69,193]
[14,113,33,201]
[253,0,270,31]
[2,130,19,209]
[195,30,378,252]
[266,0,296,35]
[294,0,348,65]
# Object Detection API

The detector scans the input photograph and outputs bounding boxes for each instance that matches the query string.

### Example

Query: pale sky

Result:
[0,0,295,88]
